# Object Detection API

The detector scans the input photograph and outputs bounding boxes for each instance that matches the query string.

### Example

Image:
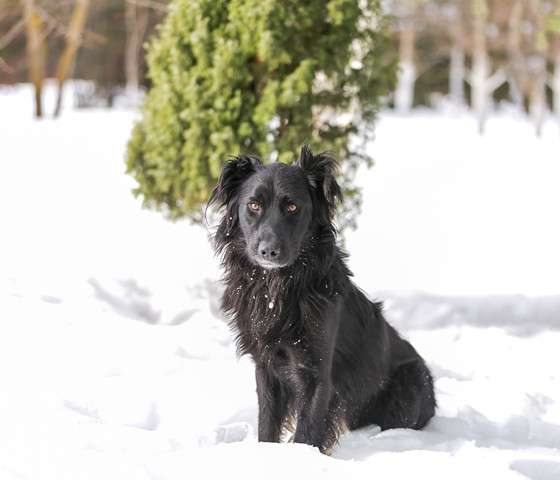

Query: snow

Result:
[346,110,560,296]
[1,85,559,479]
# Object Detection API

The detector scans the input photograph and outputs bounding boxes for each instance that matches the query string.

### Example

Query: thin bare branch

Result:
[0,19,25,50]
[0,56,14,74]
[487,66,507,93]
[125,0,169,13]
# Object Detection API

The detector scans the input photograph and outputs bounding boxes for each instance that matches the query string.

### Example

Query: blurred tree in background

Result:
[125,0,395,223]
[0,0,167,113]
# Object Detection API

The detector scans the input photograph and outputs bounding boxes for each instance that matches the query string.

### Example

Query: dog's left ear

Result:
[296,145,343,214]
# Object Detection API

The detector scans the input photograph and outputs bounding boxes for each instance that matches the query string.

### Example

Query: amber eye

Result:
[286,202,298,213]
[248,201,261,212]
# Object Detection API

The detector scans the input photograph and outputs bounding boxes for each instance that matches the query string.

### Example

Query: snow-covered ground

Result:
[1,85,559,480]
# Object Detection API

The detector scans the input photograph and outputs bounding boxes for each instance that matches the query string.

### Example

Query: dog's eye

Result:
[248,201,261,212]
[286,202,298,213]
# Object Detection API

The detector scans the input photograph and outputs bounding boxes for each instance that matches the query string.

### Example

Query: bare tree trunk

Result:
[471,0,489,133]
[449,8,465,108]
[395,21,416,113]
[507,0,525,110]
[21,0,45,118]
[550,3,560,133]
[553,42,560,131]
[125,1,149,104]
[529,60,546,137]
[528,0,547,137]
[53,0,90,117]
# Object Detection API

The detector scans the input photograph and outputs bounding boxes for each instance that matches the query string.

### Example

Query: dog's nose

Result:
[259,241,281,259]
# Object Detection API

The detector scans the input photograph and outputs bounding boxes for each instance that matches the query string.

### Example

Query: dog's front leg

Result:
[293,298,341,452]
[293,376,333,450]
[255,365,285,443]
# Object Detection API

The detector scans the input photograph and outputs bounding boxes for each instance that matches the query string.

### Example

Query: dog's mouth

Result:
[246,242,299,270]
[255,258,290,270]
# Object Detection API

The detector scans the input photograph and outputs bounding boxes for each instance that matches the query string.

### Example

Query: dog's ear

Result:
[296,145,343,215]
[208,155,261,210]
[208,155,261,249]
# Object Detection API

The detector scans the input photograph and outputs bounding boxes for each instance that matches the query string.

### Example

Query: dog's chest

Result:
[235,268,289,315]
[228,271,301,343]
[244,287,291,340]
[225,264,333,365]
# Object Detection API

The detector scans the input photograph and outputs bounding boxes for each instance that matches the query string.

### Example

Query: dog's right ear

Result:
[208,155,261,249]
[208,155,261,210]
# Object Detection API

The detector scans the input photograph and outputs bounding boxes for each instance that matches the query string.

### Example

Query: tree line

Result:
[389,0,560,135]
[1,0,560,134]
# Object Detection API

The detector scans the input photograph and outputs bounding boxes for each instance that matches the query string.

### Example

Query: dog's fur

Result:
[208,146,436,453]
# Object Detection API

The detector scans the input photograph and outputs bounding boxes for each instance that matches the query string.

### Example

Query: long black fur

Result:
[208,146,436,453]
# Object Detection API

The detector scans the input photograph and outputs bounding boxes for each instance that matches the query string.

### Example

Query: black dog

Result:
[209,146,435,453]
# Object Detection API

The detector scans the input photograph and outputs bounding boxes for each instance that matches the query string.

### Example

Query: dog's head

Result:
[209,146,342,269]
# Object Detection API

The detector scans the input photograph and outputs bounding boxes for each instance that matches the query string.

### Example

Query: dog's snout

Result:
[259,240,281,259]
